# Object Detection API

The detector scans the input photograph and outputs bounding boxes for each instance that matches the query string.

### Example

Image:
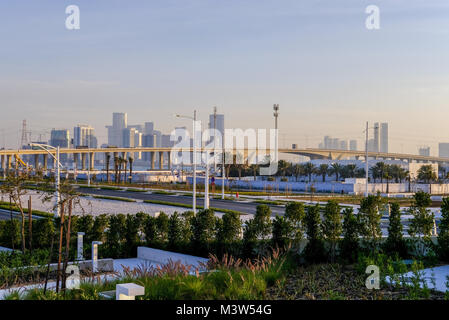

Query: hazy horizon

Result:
[1,0,449,156]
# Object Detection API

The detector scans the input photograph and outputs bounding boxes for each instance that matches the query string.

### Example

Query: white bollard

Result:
[77,232,85,261]
[91,241,103,273]
[116,283,145,300]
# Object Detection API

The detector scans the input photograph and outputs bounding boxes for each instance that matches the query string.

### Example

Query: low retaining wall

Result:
[137,247,208,268]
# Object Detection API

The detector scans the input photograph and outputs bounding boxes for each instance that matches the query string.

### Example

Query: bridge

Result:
[1,147,448,173]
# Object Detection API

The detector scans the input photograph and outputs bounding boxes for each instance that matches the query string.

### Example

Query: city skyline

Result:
[1,1,449,154]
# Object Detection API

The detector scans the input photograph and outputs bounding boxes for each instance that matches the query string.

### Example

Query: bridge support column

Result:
[89,153,95,171]
[167,151,171,170]
[159,152,164,170]
[150,152,155,170]
[43,154,48,172]
[74,153,78,170]
[1,155,5,170]
[81,153,86,170]
[34,154,39,170]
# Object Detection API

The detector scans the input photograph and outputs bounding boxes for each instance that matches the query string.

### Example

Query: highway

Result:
[77,187,286,216]
[0,209,43,221]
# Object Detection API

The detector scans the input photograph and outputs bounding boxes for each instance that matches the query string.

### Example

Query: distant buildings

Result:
[368,122,388,153]
[106,112,127,147]
[419,146,430,157]
[439,143,449,158]
[318,136,350,150]
[208,113,224,144]
[74,125,97,148]
[349,140,358,151]
[50,129,70,148]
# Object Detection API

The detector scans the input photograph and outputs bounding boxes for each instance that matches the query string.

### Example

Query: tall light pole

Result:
[176,111,197,214]
[364,122,379,197]
[273,104,279,164]
[365,122,369,197]
[29,143,62,217]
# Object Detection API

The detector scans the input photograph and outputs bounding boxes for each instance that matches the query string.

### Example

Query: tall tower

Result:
[373,122,380,152]
[380,123,388,153]
[21,120,30,148]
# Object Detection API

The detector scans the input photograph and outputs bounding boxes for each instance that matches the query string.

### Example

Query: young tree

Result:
[303,204,326,263]
[437,197,449,261]
[216,211,241,244]
[254,204,272,240]
[192,209,217,254]
[242,219,258,258]
[340,208,360,261]
[408,192,435,257]
[358,195,384,252]
[156,212,169,242]
[384,202,407,257]
[0,174,29,252]
[272,215,292,249]
[106,214,126,257]
[284,202,305,243]
[168,212,184,250]
[322,200,342,261]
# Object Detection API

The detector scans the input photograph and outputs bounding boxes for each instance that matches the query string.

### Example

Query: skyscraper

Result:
[106,112,127,147]
[50,129,70,148]
[419,146,430,156]
[439,143,449,158]
[208,113,224,145]
[349,140,358,151]
[373,122,380,152]
[74,125,96,148]
[380,123,388,153]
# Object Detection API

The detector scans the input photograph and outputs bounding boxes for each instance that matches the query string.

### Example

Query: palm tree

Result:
[277,160,290,178]
[418,165,437,193]
[292,163,302,182]
[373,162,387,184]
[345,164,357,178]
[317,164,329,182]
[303,162,316,183]
[128,156,134,183]
[383,164,392,194]
[114,155,119,183]
[105,153,111,183]
[329,163,343,182]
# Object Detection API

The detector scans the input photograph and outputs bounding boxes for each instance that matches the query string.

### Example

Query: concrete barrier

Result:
[137,247,208,267]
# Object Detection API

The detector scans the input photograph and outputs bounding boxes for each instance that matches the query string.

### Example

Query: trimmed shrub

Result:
[303,204,326,263]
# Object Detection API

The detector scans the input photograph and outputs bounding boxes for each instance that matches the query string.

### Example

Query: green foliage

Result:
[438,197,449,261]
[408,193,435,258]
[384,202,407,257]
[413,191,432,208]
[124,214,143,257]
[254,205,272,240]
[340,207,359,262]
[91,214,108,243]
[322,200,342,261]
[168,212,184,250]
[0,219,21,249]
[272,215,292,249]
[32,218,55,249]
[216,211,242,244]
[303,204,326,263]
[106,214,126,258]
[284,202,305,242]
[192,209,217,254]
[358,195,383,251]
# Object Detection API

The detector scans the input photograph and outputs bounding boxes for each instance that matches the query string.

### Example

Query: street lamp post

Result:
[176,110,197,214]
[29,143,62,217]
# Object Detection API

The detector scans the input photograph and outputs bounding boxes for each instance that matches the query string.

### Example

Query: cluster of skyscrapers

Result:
[318,136,358,151]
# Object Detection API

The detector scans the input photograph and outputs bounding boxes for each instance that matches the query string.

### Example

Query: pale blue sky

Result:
[1,0,449,155]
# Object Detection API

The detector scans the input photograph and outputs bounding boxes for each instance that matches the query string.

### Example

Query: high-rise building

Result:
[74,125,96,148]
[339,140,348,150]
[144,122,154,135]
[349,140,357,151]
[106,113,127,147]
[418,146,430,156]
[439,143,449,158]
[123,127,138,148]
[208,113,225,145]
[380,123,388,153]
[373,122,380,152]
[50,129,70,148]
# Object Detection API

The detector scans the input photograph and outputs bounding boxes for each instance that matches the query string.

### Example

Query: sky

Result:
[1,0,449,155]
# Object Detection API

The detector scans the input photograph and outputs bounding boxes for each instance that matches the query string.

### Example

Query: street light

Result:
[29,143,62,217]
[175,111,197,214]
[363,122,379,197]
